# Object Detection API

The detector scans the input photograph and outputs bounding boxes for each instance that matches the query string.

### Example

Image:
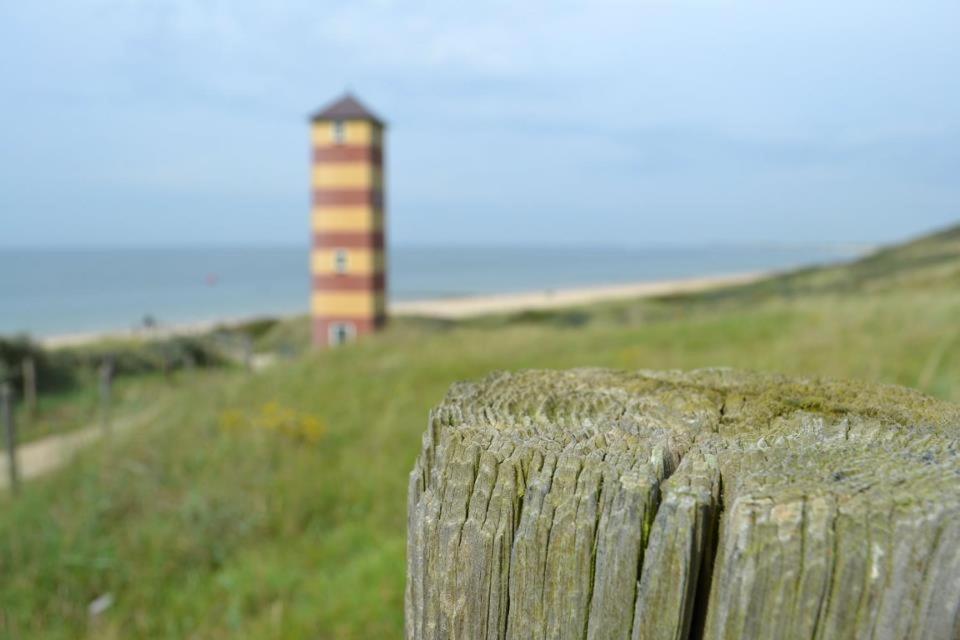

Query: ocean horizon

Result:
[0,244,864,338]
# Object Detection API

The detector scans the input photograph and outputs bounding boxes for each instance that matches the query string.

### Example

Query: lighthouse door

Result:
[328,322,356,346]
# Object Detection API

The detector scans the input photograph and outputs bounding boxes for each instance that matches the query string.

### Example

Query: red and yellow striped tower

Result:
[309,94,387,348]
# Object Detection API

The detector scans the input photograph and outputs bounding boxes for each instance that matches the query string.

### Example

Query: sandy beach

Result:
[391,271,765,319]
[38,270,765,348]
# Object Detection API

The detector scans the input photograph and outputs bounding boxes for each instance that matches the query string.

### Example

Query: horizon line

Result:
[0,240,879,252]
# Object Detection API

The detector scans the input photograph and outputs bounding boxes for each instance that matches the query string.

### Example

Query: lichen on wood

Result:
[405,368,960,639]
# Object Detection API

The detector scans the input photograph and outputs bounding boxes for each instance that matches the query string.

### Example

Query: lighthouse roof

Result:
[311,93,385,126]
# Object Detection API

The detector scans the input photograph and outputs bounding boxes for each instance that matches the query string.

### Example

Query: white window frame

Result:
[332,120,346,144]
[334,249,349,274]
[328,322,356,346]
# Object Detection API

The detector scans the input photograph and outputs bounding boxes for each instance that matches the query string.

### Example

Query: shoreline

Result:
[37,270,766,348]
[390,270,765,318]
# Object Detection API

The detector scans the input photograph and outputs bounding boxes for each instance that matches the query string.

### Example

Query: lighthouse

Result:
[309,93,387,348]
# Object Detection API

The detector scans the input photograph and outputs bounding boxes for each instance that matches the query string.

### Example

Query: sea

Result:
[0,245,863,338]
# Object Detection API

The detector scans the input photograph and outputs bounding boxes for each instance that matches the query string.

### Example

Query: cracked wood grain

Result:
[405,369,960,640]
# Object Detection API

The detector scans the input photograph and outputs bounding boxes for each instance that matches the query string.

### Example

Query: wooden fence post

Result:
[22,357,37,418]
[406,369,960,639]
[1,382,18,495]
[99,360,113,435]
[243,335,253,372]
[161,353,171,383]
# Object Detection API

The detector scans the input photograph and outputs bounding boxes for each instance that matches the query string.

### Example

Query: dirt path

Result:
[0,406,160,490]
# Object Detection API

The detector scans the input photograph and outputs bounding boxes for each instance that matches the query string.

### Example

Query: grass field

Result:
[0,225,958,638]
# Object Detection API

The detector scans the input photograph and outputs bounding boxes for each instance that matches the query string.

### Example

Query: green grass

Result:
[1,225,958,638]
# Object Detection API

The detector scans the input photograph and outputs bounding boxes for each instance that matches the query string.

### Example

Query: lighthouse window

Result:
[334,249,349,274]
[333,120,346,144]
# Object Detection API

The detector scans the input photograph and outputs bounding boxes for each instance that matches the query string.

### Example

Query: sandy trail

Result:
[0,406,160,490]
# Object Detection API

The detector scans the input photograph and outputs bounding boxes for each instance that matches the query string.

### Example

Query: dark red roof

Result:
[310,93,384,125]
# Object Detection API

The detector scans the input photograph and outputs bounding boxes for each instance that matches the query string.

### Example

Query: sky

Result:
[1,0,958,248]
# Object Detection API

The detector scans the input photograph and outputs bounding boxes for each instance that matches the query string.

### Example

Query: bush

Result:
[0,336,76,392]
[0,335,228,399]
[55,336,227,378]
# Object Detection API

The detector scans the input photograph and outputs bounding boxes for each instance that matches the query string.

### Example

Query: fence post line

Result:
[99,360,113,435]
[22,357,37,418]
[1,383,18,495]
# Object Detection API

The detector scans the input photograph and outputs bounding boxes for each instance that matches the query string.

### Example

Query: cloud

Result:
[1,0,958,246]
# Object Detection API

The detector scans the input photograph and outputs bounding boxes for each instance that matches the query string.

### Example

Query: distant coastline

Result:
[38,314,283,349]
[2,244,864,340]
[38,270,768,348]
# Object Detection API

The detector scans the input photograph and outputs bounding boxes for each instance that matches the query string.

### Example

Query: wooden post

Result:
[406,369,960,639]
[243,335,253,372]
[22,357,37,418]
[99,360,113,435]
[1,383,18,495]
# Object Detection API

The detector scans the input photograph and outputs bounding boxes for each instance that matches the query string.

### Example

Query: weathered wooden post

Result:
[1,382,18,494]
[99,359,113,435]
[406,369,960,640]
[22,357,37,418]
